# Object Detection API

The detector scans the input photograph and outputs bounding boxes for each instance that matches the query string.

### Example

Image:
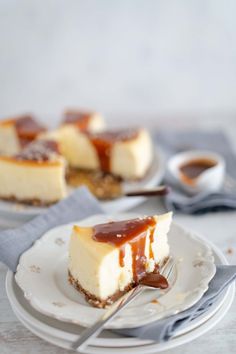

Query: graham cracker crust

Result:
[68,271,134,308]
[66,167,122,200]
[0,195,58,206]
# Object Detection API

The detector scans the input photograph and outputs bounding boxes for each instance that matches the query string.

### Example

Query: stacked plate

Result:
[6,215,235,353]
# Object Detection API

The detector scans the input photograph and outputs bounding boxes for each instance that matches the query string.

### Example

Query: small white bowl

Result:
[167,150,225,195]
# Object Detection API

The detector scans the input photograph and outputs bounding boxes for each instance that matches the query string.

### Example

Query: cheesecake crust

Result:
[66,167,122,200]
[68,271,134,308]
[0,195,59,206]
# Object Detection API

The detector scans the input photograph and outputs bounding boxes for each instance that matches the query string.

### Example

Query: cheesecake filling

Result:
[88,129,139,173]
[0,139,66,204]
[0,115,46,156]
[0,122,20,156]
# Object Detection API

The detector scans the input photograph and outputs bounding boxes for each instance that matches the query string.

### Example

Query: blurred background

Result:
[0,0,236,128]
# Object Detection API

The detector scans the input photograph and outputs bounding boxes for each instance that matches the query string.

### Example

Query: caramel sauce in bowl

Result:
[179,158,217,185]
[168,150,225,195]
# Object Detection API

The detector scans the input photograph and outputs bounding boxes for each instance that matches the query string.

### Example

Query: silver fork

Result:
[72,257,175,352]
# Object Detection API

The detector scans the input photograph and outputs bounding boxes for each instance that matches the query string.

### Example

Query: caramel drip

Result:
[89,129,139,173]
[92,217,155,246]
[130,232,148,282]
[119,246,126,267]
[149,228,155,259]
[89,136,111,172]
[140,272,168,289]
[92,217,156,282]
[151,299,159,304]
[63,110,91,131]
[15,116,46,147]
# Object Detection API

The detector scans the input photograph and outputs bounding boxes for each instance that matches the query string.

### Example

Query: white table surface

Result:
[1,123,236,354]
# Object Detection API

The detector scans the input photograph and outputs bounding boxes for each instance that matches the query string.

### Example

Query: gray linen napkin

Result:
[114,265,236,341]
[156,130,236,214]
[0,187,103,272]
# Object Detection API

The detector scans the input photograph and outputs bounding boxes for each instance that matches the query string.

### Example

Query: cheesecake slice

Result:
[68,213,172,308]
[0,115,46,156]
[0,140,66,205]
[62,109,105,132]
[60,128,153,179]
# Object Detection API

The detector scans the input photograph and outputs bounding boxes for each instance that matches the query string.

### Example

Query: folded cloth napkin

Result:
[114,265,236,342]
[156,130,236,214]
[0,187,104,272]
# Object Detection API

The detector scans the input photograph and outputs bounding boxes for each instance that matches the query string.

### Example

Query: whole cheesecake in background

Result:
[0,115,46,156]
[68,213,172,308]
[0,140,67,205]
[0,109,155,205]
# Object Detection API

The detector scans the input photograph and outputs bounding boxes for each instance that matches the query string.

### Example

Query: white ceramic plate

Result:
[15,214,216,329]
[6,239,234,352]
[11,286,235,354]
[0,148,165,221]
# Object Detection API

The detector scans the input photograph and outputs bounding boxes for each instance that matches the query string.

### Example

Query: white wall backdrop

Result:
[0,0,236,124]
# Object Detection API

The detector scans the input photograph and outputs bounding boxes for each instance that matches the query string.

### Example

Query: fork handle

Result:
[72,285,145,352]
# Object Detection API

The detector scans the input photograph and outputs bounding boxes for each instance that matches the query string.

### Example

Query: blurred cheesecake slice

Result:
[62,109,105,132]
[60,128,153,179]
[68,213,172,308]
[0,140,66,205]
[0,115,46,156]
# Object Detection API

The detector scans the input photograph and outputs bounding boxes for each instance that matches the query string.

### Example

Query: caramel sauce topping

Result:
[92,217,168,288]
[179,158,217,185]
[63,110,91,131]
[89,129,139,173]
[15,140,60,162]
[15,116,46,147]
